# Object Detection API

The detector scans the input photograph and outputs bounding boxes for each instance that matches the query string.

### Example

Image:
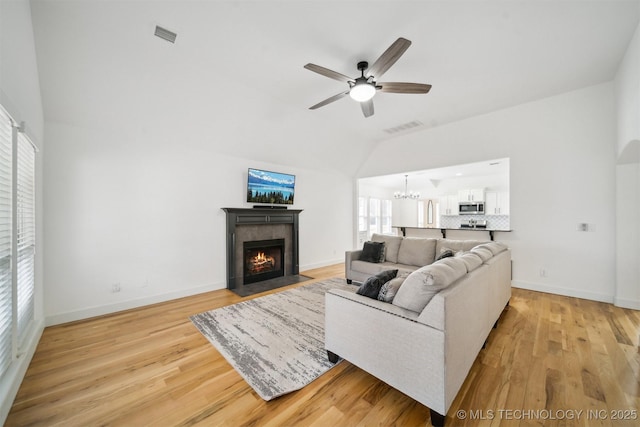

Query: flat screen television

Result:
[247,168,295,205]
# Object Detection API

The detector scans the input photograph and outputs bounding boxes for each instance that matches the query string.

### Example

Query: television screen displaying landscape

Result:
[247,168,295,205]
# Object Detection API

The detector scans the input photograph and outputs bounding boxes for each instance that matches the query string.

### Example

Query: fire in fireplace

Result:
[243,239,285,284]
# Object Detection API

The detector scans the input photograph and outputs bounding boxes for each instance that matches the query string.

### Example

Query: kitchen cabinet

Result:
[442,195,459,215]
[457,188,485,202]
[485,191,509,215]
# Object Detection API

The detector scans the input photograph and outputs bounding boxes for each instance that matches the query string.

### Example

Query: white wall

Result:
[615,21,640,156]
[43,121,352,324]
[614,20,640,310]
[0,0,45,421]
[359,83,617,303]
[615,163,639,309]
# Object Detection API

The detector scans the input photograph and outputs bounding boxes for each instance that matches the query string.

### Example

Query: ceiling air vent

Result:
[382,120,423,135]
[154,25,177,43]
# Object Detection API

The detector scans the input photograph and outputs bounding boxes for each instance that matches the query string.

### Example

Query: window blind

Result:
[0,107,13,377]
[16,132,35,346]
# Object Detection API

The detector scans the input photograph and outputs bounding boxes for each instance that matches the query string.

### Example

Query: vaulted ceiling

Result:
[30,1,640,174]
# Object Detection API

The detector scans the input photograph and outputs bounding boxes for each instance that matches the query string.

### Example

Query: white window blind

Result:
[0,107,13,377]
[16,132,35,345]
[0,104,37,378]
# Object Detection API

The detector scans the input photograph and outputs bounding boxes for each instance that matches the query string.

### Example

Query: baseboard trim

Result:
[511,280,614,304]
[45,282,225,326]
[613,297,640,310]
[300,258,343,272]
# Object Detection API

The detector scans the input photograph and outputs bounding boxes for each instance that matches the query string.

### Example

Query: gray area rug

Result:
[190,277,355,401]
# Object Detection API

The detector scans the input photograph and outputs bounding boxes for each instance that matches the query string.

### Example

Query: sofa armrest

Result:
[345,249,363,281]
[327,289,420,322]
[325,289,447,414]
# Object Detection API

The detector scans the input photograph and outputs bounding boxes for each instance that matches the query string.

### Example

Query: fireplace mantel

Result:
[222,208,303,290]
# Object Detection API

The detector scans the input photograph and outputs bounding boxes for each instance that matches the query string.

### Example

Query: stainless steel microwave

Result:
[459,202,484,215]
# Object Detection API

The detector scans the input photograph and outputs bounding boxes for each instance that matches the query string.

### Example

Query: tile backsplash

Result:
[440,215,510,230]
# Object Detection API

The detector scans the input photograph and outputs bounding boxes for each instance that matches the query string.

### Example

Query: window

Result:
[369,198,380,235]
[380,199,392,234]
[0,105,36,379]
[0,107,12,377]
[359,197,393,240]
[16,132,35,344]
[358,197,368,232]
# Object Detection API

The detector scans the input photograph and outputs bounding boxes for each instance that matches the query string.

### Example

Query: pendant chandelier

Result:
[394,175,420,199]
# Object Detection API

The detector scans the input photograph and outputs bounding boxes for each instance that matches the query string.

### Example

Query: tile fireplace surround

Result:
[222,208,303,292]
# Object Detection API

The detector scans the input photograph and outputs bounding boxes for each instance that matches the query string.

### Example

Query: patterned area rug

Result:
[190,277,355,401]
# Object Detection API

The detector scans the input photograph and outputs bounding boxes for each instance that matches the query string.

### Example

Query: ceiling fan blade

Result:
[360,99,374,118]
[304,63,354,83]
[378,82,432,94]
[309,90,350,110]
[366,37,412,79]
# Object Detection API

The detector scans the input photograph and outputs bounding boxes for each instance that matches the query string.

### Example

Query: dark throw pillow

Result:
[435,249,454,261]
[360,241,386,263]
[356,269,398,299]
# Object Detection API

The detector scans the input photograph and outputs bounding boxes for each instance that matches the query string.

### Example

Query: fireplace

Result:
[222,208,303,294]
[243,239,285,284]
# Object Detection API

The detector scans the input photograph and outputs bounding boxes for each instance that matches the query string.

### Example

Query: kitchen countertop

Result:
[395,226,512,240]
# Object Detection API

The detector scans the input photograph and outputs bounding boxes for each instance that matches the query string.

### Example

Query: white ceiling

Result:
[29,0,640,174]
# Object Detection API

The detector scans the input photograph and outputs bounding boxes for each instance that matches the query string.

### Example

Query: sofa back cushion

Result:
[371,233,403,263]
[435,239,488,257]
[392,257,467,313]
[475,242,508,255]
[458,252,483,272]
[470,245,493,261]
[397,238,437,267]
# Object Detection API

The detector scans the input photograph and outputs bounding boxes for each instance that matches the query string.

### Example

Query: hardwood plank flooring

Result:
[6,265,640,426]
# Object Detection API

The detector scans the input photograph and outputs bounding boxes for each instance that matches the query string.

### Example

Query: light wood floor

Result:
[6,264,640,426]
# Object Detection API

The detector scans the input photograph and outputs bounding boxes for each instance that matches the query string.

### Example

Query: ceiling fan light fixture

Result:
[349,80,376,102]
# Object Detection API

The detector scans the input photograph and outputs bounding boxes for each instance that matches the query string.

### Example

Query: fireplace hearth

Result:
[243,239,284,284]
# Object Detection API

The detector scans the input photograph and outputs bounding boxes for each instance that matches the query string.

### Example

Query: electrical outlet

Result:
[112,283,121,293]
[540,268,547,278]
[578,223,589,232]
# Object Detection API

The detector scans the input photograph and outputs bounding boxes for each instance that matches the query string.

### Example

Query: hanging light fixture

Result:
[394,175,420,199]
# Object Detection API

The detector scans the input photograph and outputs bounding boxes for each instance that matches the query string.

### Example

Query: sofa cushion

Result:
[371,233,403,263]
[377,274,408,303]
[458,252,483,272]
[356,269,398,299]
[435,239,487,257]
[470,245,493,261]
[360,241,386,263]
[392,260,466,313]
[475,242,508,255]
[436,257,468,277]
[397,238,437,267]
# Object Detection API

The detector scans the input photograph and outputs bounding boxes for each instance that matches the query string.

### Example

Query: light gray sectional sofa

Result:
[326,233,512,427]
[345,234,491,284]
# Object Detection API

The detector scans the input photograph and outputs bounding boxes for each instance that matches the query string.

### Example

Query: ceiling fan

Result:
[304,37,432,118]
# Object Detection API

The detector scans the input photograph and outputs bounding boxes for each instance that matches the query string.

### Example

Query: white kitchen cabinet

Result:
[457,188,485,202]
[485,191,510,215]
[441,195,459,215]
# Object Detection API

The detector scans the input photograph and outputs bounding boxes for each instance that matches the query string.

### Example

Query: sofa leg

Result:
[429,409,445,427]
[327,351,340,364]
[346,279,352,284]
